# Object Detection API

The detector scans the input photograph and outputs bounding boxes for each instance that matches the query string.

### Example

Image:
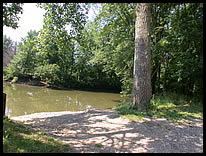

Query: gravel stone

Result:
[10,109,203,153]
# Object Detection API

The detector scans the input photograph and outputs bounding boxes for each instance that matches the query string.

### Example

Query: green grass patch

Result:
[3,116,71,153]
[95,143,104,148]
[113,92,203,122]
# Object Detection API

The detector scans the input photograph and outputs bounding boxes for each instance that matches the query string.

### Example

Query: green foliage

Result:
[33,64,61,85]
[3,116,70,153]
[73,19,122,90]
[114,92,202,122]
[32,3,90,87]
[38,3,89,38]
[3,3,23,29]
[11,77,18,83]
[4,3,203,98]
[3,35,16,55]
[150,3,203,96]
[120,77,133,96]
[6,30,38,80]
[6,61,24,80]
[89,3,135,94]
[95,143,103,148]
[3,67,8,80]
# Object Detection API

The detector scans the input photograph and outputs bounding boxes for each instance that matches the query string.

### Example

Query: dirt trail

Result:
[11,109,203,153]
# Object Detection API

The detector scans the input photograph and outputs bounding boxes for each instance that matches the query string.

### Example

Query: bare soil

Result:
[10,109,203,153]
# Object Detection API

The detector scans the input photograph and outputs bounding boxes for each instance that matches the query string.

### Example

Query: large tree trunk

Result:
[131,3,151,111]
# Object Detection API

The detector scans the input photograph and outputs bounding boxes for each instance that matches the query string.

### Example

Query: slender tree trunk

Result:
[131,3,151,111]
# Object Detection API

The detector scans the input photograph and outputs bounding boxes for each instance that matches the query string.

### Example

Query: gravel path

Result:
[10,109,203,153]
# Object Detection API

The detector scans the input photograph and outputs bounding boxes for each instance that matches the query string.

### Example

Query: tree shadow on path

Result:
[11,109,203,153]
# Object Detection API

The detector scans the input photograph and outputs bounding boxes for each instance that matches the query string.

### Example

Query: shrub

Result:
[5,63,24,80]
[33,64,61,85]
[11,77,18,83]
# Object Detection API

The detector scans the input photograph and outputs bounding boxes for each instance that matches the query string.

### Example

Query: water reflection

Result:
[3,82,122,117]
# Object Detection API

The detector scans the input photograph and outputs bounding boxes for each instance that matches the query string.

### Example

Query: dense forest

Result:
[3,3,203,99]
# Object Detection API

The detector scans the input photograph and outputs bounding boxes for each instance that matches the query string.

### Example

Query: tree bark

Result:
[131,3,151,111]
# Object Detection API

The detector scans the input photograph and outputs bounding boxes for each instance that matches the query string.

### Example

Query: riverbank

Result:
[4,80,203,152]
[3,116,71,153]
[10,109,203,153]
[4,79,121,93]
[4,79,46,86]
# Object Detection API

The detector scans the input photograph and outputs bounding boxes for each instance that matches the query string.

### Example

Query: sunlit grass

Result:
[3,116,71,153]
[113,92,203,122]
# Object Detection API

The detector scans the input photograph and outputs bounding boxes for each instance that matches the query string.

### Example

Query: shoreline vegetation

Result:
[4,102,203,153]
[3,3,203,153]
[4,78,121,93]
[3,81,203,153]
[4,78,203,122]
[3,78,203,153]
[3,116,71,153]
[113,94,203,123]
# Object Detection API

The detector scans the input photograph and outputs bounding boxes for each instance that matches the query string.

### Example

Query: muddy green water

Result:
[3,82,122,117]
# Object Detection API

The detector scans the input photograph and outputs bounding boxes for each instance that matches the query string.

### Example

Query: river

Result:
[3,82,123,117]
